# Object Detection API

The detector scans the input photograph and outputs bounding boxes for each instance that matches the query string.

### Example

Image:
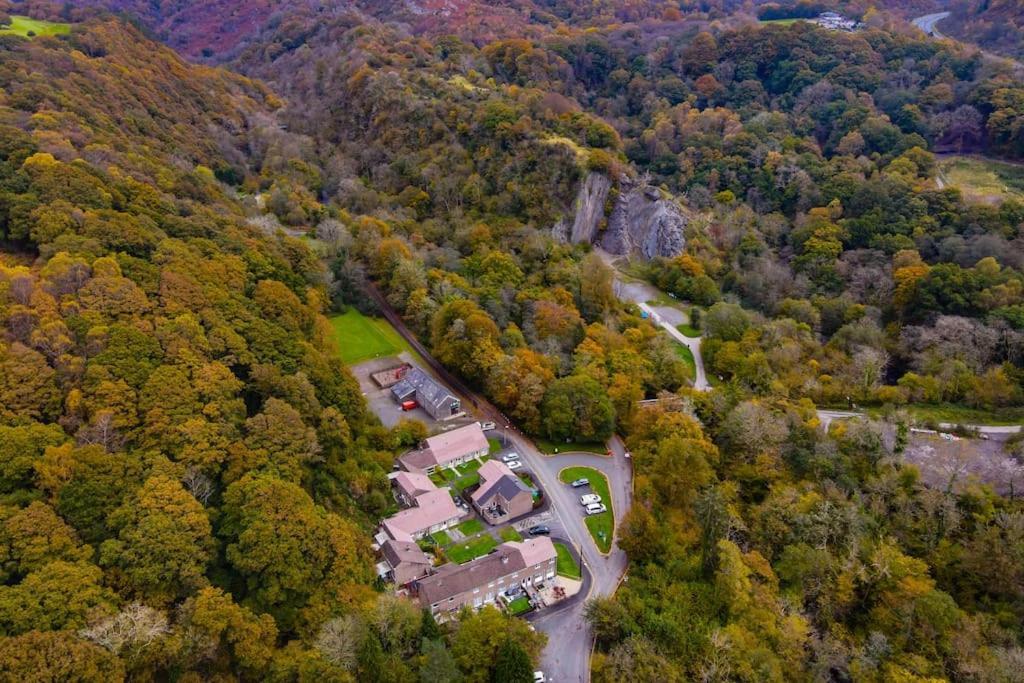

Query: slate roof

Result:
[382,488,460,542]
[416,538,556,605]
[471,460,531,507]
[391,367,458,413]
[381,539,432,569]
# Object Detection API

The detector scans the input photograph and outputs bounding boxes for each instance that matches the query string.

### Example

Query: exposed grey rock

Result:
[552,172,612,245]
[570,172,612,244]
[601,178,688,259]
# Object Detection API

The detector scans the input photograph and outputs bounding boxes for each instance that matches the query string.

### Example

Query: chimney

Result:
[502,555,509,564]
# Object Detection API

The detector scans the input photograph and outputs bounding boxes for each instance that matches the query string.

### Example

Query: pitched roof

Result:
[424,423,489,464]
[381,539,432,569]
[416,538,556,605]
[393,471,436,500]
[382,489,460,542]
[471,460,530,506]
[391,367,459,412]
[400,422,489,471]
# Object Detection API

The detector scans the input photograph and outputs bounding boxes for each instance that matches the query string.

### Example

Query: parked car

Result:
[533,672,546,683]
[624,451,631,459]
[580,494,601,506]
[481,421,496,431]
[501,452,520,463]
[570,478,589,488]
[586,503,607,515]
[507,460,523,470]
[400,400,418,411]
[528,525,550,536]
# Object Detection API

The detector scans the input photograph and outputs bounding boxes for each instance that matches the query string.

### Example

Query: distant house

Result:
[399,422,490,474]
[378,539,433,587]
[414,538,557,618]
[391,367,463,420]
[471,460,533,524]
[380,484,462,542]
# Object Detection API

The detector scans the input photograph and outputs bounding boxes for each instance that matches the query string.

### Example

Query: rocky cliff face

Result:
[554,173,688,259]
[553,172,612,245]
[601,178,688,259]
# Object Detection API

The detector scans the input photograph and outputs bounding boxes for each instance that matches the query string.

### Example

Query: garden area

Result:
[446,534,498,564]
[505,596,532,616]
[558,466,614,553]
[536,437,608,455]
[499,526,523,542]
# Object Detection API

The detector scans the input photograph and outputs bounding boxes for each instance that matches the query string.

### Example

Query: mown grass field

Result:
[559,466,613,553]
[939,156,1024,204]
[328,308,405,364]
[554,542,581,579]
[862,403,1024,427]
[0,16,71,37]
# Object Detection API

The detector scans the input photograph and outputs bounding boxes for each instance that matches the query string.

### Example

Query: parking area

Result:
[352,353,480,430]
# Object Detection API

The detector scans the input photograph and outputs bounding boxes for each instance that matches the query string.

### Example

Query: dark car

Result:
[527,525,551,536]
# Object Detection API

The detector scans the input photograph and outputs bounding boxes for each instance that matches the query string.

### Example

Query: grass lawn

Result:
[506,596,532,616]
[554,542,581,579]
[457,518,484,536]
[0,16,71,37]
[863,403,1024,427]
[759,17,803,25]
[536,438,608,455]
[487,438,502,455]
[447,534,498,563]
[431,530,451,546]
[499,526,523,542]
[674,343,696,381]
[939,156,1024,204]
[451,459,485,492]
[676,323,701,337]
[429,472,447,486]
[328,309,406,365]
[558,466,614,553]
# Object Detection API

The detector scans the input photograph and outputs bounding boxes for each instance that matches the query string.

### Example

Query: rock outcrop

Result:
[553,172,612,245]
[601,178,688,259]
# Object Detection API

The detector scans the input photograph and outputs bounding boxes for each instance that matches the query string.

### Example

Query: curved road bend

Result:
[911,11,949,38]
[364,282,632,682]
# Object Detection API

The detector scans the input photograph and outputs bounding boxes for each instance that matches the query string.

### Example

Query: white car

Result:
[586,503,607,515]
[534,673,546,683]
[481,421,496,431]
[580,493,601,506]
[501,452,520,463]
[507,460,523,470]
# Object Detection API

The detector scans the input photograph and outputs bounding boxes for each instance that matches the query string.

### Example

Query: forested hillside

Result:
[0,17,543,680]
[1,1,1023,681]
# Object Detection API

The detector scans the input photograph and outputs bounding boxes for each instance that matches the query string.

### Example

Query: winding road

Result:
[364,281,631,683]
[911,11,949,38]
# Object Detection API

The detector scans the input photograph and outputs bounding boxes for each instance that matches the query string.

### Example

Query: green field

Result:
[447,534,498,564]
[499,526,523,542]
[554,542,581,579]
[939,156,1024,204]
[0,16,71,37]
[559,466,614,553]
[759,17,804,25]
[430,530,451,546]
[862,403,1024,427]
[676,323,701,337]
[328,309,405,364]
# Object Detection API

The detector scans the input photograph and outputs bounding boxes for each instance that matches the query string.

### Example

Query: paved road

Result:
[364,282,631,683]
[912,11,949,38]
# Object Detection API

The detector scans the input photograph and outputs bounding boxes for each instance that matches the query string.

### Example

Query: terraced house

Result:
[414,538,557,618]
